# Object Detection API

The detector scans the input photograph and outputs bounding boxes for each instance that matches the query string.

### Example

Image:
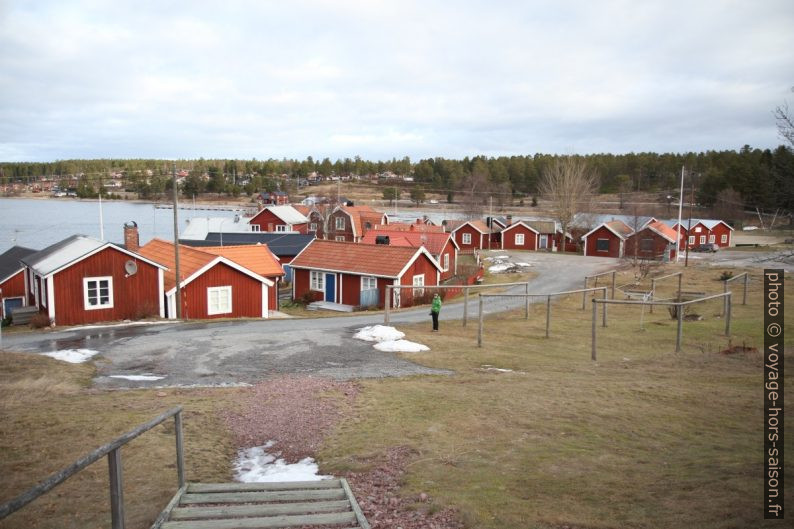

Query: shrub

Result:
[133,301,159,320]
[30,313,51,329]
[719,271,734,281]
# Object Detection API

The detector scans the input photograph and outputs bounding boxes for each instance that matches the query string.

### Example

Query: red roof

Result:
[450,220,491,234]
[360,230,455,257]
[200,244,284,277]
[645,220,680,243]
[606,220,633,238]
[138,239,215,292]
[290,239,440,278]
[374,222,445,233]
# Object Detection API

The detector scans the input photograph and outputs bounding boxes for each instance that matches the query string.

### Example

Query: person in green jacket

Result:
[431,293,441,332]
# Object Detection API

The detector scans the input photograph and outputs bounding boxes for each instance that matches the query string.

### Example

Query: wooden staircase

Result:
[154,479,370,529]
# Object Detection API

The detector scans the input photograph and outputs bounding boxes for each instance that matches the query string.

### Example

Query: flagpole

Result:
[675,165,684,263]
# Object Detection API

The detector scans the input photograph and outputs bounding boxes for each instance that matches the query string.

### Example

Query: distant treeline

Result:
[1,145,792,213]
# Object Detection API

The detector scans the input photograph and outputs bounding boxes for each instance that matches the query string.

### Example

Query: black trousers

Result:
[431,311,439,330]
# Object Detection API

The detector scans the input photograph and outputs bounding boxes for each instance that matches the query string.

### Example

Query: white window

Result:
[708,234,715,243]
[335,216,345,230]
[688,235,695,245]
[515,233,525,246]
[207,286,232,315]
[443,253,449,271]
[335,236,346,242]
[640,238,654,251]
[412,274,425,297]
[721,234,728,244]
[694,226,702,233]
[250,224,260,232]
[462,232,472,245]
[310,271,325,291]
[84,276,113,310]
[699,235,706,244]
[596,238,609,252]
[276,224,288,232]
[310,223,318,232]
[361,276,377,290]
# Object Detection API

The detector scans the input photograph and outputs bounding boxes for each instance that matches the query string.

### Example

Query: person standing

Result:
[431,293,441,332]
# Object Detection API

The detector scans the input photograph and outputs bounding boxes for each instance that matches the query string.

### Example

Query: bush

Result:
[1,316,11,327]
[719,271,734,281]
[29,313,51,329]
[133,301,159,320]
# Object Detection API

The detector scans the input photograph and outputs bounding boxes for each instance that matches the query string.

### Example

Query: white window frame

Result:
[515,233,525,246]
[310,222,318,232]
[688,235,695,245]
[361,276,377,290]
[708,234,715,243]
[250,224,260,232]
[412,274,425,297]
[83,276,114,310]
[335,236,346,242]
[596,238,609,252]
[443,253,449,271]
[207,285,232,315]
[462,232,472,245]
[335,216,345,230]
[310,270,325,291]
[721,234,728,244]
[276,224,288,232]
[694,226,702,233]
[699,235,706,244]
[640,238,654,251]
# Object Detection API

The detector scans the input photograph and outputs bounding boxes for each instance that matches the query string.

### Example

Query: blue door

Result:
[3,297,24,319]
[325,273,335,302]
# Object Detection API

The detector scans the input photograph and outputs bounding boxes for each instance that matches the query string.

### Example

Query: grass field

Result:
[0,263,791,529]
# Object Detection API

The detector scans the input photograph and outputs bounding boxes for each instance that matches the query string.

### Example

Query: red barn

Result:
[500,221,539,251]
[290,240,442,308]
[20,235,166,326]
[671,219,733,250]
[360,230,459,281]
[449,220,491,251]
[325,206,386,242]
[582,220,633,258]
[0,246,37,318]
[248,205,309,233]
[138,239,277,320]
[625,221,679,261]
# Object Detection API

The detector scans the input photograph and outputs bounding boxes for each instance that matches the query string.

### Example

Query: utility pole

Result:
[675,166,684,263]
[172,162,182,318]
[684,180,694,267]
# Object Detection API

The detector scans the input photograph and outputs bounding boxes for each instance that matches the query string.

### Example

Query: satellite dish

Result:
[124,260,138,276]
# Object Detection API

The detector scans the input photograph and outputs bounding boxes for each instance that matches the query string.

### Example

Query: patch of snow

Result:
[41,349,99,364]
[109,374,165,381]
[488,264,511,273]
[234,444,332,483]
[66,321,173,331]
[480,364,525,374]
[374,339,430,353]
[354,325,405,342]
[515,262,532,267]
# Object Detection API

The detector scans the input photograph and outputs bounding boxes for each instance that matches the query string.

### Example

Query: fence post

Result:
[108,449,125,529]
[582,277,588,310]
[545,295,551,338]
[477,295,483,347]
[602,288,607,327]
[725,293,732,337]
[463,287,469,327]
[650,279,656,314]
[742,274,748,305]
[677,273,682,301]
[174,411,185,488]
[591,299,597,361]
[723,280,728,316]
[384,286,391,324]
[525,283,529,320]
[676,301,683,352]
[612,271,616,299]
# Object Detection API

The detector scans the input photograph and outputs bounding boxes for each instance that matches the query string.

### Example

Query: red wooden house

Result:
[289,240,442,308]
[305,205,329,238]
[581,220,633,258]
[499,221,540,251]
[138,239,278,320]
[360,229,459,281]
[248,205,309,233]
[20,235,167,326]
[448,220,491,251]
[325,206,386,242]
[258,191,289,205]
[671,219,733,250]
[0,246,37,318]
[624,221,680,261]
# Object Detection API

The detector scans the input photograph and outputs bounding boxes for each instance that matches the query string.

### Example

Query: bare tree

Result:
[538,157,599,246]
[460,168,488,219]
[774,86,794,148]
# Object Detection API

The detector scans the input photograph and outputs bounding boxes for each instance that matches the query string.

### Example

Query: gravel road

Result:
[3,252,617,387]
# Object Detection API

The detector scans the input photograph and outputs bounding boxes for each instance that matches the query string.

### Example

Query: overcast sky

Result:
[1,0,792,162]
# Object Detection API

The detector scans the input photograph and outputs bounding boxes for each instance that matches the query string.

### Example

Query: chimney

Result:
[506,215,513,226]
[124,221,139,252]
[375,235,390,245]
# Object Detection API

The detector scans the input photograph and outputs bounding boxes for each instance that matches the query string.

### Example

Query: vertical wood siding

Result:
[0,270,26,299]
[180,262,263,319]
[584,226,622,258]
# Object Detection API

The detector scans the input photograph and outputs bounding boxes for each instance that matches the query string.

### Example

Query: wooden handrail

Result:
[0,406,184,528]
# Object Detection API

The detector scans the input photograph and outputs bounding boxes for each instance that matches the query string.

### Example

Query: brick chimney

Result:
[124,221,139,252]
[506,215,513,225]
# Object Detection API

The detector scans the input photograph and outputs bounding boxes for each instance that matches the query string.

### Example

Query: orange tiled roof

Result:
[138,238,215,292]
[360,230,453,257]
[200,244,284,277]
[292,205,310,216]
[339,206,384,236]
[375,222,445,233]
[645,220,680,243]
[450,220,490,234]
[606,220,633,238]
[291,239,437,277]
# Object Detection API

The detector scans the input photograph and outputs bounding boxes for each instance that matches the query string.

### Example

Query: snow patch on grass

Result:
[234,443,332,483]
[354,325,405,342]
[374,340,430,353]
[109,374,165,381]
[41,349,99,364]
